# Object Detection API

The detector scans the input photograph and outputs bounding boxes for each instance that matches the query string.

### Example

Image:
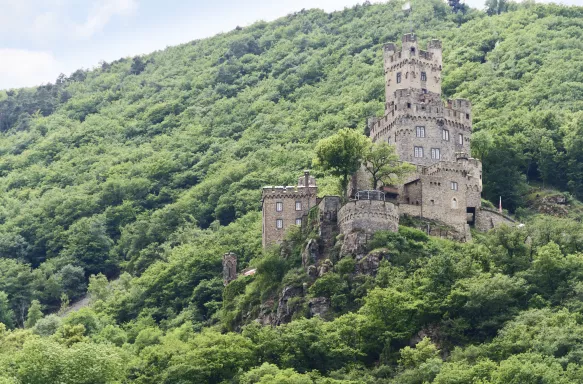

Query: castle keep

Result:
[261,34,513,249]
[368,33,482,238]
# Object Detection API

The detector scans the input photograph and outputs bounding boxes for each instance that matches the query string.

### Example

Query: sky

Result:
[0,0,581,90]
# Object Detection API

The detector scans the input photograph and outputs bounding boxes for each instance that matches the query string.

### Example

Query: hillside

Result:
[0,0,583,383]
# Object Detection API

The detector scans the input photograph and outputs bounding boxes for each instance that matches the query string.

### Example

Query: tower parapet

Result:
[383,34,442,108]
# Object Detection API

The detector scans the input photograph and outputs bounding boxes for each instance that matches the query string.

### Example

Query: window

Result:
[407,102,411,109]
[396,72,402,83]
[414,146,424,158]
[295,201,302,211]
[276,219,283,229]
[451,181,458,191]
[416,126,425,138]
[442,129,449,141]
[451,198,458,209]
[466,113,470,119]
[431,148,440,160]
[276,202,283,212]
[421,71,427,81]
[295,218,302,226]
[458,134,464,145]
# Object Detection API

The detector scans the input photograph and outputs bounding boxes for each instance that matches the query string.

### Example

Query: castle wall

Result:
[398,157,482,238]
[338,200,399,235]
[399,203,422,217]
[475,207,516,232]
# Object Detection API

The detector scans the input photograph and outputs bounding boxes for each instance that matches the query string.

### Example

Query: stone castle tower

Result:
[262,171,317,247]
[366,33,482,238]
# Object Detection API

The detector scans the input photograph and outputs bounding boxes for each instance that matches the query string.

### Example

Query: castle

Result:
[261,34,515,250]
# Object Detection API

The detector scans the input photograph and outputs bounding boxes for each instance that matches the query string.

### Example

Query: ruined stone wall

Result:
[475,207,517,232]
[338,200,399,235]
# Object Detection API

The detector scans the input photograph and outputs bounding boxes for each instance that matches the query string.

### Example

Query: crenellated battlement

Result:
[338,199,399,235]
[262,185,317,199]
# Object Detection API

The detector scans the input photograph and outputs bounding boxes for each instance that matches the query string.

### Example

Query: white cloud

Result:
[0,0,138,42]
[0,49,61,89]
[74,0,138,39]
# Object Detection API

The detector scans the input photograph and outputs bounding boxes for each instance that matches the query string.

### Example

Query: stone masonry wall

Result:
[262,184,317,247]
[338,200,399,235]
[475,207,516,232]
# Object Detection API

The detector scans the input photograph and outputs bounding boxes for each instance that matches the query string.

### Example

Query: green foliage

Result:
[314,128,369,197]
[363,141,416,189]
[24,300,42,329]
[0,1,581,383]
[32,314,62,336]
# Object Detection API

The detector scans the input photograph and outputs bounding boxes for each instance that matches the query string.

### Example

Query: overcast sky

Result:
[0,0,581,90]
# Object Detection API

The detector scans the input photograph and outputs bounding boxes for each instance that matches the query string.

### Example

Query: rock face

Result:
[302,239,319,268]
[308,297,330,318]
[256,299,275,326]
[340,231,369,258]
[356,249,387,275]
[274,285,304,325]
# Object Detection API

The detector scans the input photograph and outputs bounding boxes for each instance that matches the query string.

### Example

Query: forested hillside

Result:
[1,0,583,382]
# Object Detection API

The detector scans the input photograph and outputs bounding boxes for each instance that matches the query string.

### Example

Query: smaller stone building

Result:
[262,171,317,248]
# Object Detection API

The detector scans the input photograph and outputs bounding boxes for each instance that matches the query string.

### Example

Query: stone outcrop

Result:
[308,297,330,318]
[356,249,387,275]
[274,285,304,325]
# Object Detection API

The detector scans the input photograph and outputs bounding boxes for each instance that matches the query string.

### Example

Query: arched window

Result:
[451,198,458,209]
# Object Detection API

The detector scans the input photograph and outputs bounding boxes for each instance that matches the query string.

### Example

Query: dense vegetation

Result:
[0,0,583,382]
